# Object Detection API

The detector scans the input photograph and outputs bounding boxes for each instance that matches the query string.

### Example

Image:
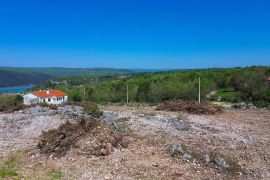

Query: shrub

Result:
[39,103,58,110]
[83,103,103,118]
[0,94,23,112]
[116,118,132,134]
[69,89,82,102]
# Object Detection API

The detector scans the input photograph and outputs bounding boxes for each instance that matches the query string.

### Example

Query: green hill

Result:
[37,66,270,107]
[0,70,51,87]
[0,67,135,87]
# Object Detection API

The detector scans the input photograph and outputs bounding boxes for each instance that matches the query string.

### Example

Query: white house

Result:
[23,89,68,105]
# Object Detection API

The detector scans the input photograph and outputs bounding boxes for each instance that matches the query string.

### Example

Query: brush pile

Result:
[156,100,223,115]
[37,118,99,157]
[76,122,129,156]
[37,117,129,157]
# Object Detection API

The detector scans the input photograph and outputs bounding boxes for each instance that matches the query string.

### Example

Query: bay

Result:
[0,85,33,93]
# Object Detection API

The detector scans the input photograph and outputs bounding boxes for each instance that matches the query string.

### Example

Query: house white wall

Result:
[39,95,68,105]
[23,93,39,105]
[23,93,68,105]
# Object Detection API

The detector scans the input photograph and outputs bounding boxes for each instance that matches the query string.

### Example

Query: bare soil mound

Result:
[156,100,223,115]
[37,118,128,157]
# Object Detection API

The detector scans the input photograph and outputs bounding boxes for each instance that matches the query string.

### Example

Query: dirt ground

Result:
[0,105,269,179]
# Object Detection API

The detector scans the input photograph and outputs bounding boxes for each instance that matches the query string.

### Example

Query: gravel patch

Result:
[0,105,83,156]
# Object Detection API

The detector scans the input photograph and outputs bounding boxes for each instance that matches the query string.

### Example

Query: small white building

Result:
[23,89,68,105]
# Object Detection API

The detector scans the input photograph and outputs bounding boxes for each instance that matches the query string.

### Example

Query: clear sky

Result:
[0,0,269,69]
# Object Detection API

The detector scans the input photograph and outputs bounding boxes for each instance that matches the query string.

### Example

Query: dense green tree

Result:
[69,89,82,102]
[135,81,151,102]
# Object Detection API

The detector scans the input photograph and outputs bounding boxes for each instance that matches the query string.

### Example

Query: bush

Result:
[68,89,82,102]
[0,94,23,112]
[83,103,103,118]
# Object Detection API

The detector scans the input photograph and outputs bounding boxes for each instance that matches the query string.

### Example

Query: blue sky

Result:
[0,0,269,69]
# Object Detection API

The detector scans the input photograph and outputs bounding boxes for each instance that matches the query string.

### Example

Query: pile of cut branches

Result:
[37,118,98,157]
[157,100,223,115]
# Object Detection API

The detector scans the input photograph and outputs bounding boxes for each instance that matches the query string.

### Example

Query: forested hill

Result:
[0,69,51,87]
[0,67,136,87]
[39,66,270,107]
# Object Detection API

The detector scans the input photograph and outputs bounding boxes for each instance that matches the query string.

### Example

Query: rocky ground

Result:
[0,105,269,179]
[0,105,81,156]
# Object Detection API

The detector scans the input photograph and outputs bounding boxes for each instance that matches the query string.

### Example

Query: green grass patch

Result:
[117,117,129,123]
[143,112,156,116]
[0,168,18,178]
[213,88,237,102]
[0,154,20,178]
[116,102,127,106]
[47,169,64,180]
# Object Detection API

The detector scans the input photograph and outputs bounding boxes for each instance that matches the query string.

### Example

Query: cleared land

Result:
[0,105,269,179]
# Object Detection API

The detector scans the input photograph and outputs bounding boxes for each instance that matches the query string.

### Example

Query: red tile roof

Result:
[260,77,270,81]
[264,77,270,81]
[31,89,66,98]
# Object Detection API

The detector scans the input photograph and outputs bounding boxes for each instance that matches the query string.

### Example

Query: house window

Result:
[48,98,51,102]
[43,99,45,103]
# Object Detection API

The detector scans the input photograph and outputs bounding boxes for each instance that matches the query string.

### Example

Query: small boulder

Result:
[169,144,184,156]
[174,122,189,131]
[213,157,230,168]
[202,154,210,163]
[182,153,193,161]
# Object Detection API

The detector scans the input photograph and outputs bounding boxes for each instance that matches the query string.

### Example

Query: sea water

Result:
[0,85,33,93]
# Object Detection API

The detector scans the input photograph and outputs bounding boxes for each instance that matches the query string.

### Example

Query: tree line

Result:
[34,66,270,107]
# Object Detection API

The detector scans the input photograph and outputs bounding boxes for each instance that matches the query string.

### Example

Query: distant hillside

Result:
[0,70,51,87]
[0,67,136,87]
[0,67,134,77]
